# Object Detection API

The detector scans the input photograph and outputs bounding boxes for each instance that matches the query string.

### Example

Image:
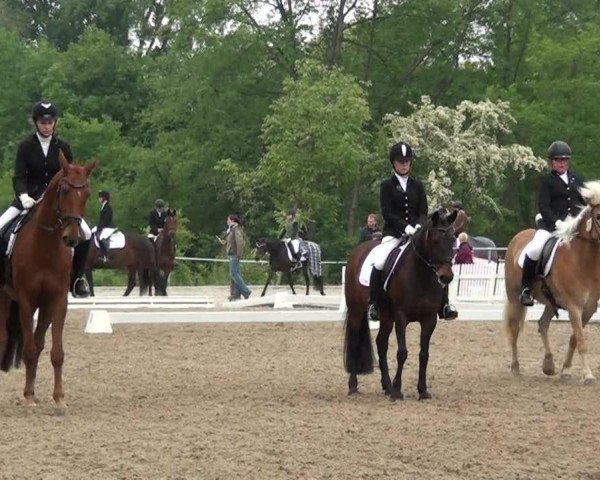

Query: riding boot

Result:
[439,285,458,320]
[100,239,110,263]
[367,268,383,321]
[289,243,302,271]
[519,255,538,306]
[71,240,91,298]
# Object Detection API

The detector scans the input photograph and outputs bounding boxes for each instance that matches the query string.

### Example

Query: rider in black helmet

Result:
[0,101,92,297]
[519,140,584,306]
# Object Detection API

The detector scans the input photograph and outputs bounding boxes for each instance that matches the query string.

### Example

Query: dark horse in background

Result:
[452,202,499,261]
[151,209,177,296]
[255,238,325,296]
[0,152,95,414]
[344,208,463,400]
[84,232,161,296]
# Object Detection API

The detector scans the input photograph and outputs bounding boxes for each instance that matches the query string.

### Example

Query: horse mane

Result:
[554,180,600,243]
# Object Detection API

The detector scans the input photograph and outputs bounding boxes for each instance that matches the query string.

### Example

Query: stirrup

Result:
[367,303,379,321]
[519,288,534,306]
[72,277,91,298]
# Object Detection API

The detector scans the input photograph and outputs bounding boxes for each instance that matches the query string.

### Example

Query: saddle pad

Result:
[359,242,409,287]
[518,236,561,277]
[92,228,126,249]
[4,211,30,257]
[383,243,409,291]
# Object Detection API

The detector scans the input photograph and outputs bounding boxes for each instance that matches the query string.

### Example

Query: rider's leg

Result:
[0,206,22,233]
[367,267,383,321]
[439,285,458,320]
[519,230,548,306]
[71,239,91,298]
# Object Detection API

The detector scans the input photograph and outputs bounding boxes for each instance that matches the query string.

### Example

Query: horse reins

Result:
[412,225,455,273]
[36,178,88,232]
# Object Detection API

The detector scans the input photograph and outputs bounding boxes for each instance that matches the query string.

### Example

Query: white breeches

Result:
[0,206,22,232]
[0,205,91,240]
[372,236,401,270]
[522,229,552,261]
[80,218,91,240]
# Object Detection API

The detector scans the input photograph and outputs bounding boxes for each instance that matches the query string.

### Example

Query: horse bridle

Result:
[37,177,88,232]
[412,225,455,273]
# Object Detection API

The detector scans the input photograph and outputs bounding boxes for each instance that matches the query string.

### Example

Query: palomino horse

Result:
[85,233,159,296]
[0,152,95,413]
[504,181,600,384]
[152,209,177,296]
[344,208,461,399]
[255,238,325,296]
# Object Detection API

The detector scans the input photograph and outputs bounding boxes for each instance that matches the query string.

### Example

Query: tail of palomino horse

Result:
[1,301,22,371]
[343,309,373,375]
[503,229,535,373]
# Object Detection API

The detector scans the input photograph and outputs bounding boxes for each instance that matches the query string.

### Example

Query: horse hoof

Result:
[584,376,596,386]
[23,398,37,408]
[510,363,521,376]
[390,392,403,401]
[560,372,573,383]
[419,391,432,400]
[348,388,359,395]
[54,405,67,416]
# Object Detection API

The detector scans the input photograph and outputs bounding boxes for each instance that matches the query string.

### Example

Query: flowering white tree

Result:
[384,96,544,210]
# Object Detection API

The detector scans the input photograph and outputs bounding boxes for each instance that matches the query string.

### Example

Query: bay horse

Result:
[504,181,600,384]
[0,152,95,413]
[344,208,461,400]
[255,238,325,296]
[84,233,158,296]
[151,209,177,296]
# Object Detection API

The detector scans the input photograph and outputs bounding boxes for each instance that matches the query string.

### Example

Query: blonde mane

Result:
[554,180,600,243]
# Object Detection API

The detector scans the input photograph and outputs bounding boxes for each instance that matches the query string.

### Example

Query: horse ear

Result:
[84,161,97,176]
[447,209,458,226]
[58,149,69,172]
[171,209,177,216]
[431,210,440,225]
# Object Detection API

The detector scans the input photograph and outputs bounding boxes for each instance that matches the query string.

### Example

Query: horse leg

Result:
[303,265,309,295]
[417,315,437,400]
[537,306,556,376]
[503,298,526,375]
[46,295,68,414]
[261,271,274,297]
[563,307,595,384]
[287,271,296,295]
[0,292,10,369]
[85,267,95,297]
[376,306,394,395]
[31,304,52,403]
[123,268,136,296]
[391,313,408,400]
[19,298,38,407]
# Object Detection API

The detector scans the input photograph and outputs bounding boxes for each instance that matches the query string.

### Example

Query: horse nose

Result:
[63,235,79,248]
[439,273,454,286]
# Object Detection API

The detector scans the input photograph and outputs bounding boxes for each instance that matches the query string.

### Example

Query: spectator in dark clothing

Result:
[358,213,380,243]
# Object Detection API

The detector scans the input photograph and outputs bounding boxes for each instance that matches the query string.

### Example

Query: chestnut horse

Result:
[504,181,600,384]
[0,152,95,413]
[344,208,461,400]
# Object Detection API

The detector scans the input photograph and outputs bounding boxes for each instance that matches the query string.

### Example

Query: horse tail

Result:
[1,301,23,372]
[139,269,150,296]
[343,309,373,375]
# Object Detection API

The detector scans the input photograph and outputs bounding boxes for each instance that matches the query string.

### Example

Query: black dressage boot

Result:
[367,268,383,321]
[519,255,537,306]
[71,239,91,298]
[439,285,458,320]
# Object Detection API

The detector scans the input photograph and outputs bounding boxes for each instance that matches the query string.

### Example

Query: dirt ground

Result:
[1,313,599,480]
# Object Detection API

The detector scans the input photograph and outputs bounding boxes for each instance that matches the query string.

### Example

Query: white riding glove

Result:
[554,219,564,230]
[19,193,35,209]
[404,224,421,236]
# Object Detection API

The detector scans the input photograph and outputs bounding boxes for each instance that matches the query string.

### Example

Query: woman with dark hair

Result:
[221,214,251,300]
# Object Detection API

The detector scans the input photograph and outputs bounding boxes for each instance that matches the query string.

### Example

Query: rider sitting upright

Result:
[519,141,584,306]
[367,141,458,322]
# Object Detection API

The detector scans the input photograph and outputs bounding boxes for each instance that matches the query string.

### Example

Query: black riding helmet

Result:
[32,101,58,121]
[389,141,413,164]
[547,141,571,160]
[99,190,110,201]
[155,199,166,208]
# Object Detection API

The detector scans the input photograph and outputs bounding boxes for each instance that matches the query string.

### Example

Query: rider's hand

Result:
[555,219,564,230]
[404,224,417,236]
[19,193,35,209]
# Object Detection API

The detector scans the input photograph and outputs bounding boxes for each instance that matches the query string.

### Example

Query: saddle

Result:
[382,236,409,291]
[536,235,560,277]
